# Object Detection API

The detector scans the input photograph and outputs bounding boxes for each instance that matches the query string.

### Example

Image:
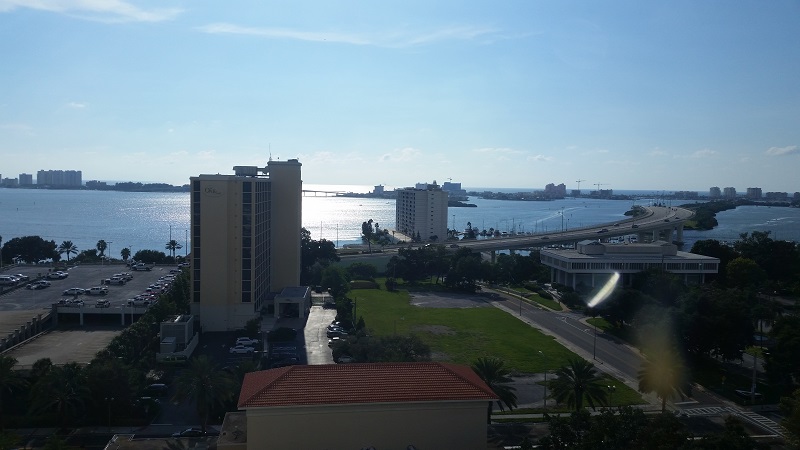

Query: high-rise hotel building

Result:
[395,182,449,242]
[190,160,302,331]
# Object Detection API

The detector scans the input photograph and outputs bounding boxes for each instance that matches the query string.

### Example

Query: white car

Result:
[95,299,110,308]
[229,345,255,354]
[47,271,68,280]
[235,337,259,346]
[86,286,109,295]
[26,280,51,290]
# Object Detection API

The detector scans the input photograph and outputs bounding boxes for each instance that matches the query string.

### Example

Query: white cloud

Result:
[197,23,498,48]
[765,145,798,156]
[649,148,668,157]
[0,0,182,23]
[67,101,86,108]
[528,154,553,162]
[691,149,718,158]
[0,122,33,132]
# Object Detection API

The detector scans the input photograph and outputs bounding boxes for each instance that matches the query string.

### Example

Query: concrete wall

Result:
[245,400,488,450]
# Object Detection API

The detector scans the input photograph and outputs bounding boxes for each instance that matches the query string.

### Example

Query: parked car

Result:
[172,428,207,438]
[229,345,255,354]
[105,276,126,285]
[328,337,343,347]
[63,288,85,296]
[47,271,68,280]
[86,286,109,295]
[67,299,84,307]
[127,298,150,307]
[95,299,111,308]
[13,274,29,282]
[235,337,259,346]
[336,355,355,364]
[26,280,51,290]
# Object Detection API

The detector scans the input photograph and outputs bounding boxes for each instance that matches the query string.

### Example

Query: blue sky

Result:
[1,1,799,193]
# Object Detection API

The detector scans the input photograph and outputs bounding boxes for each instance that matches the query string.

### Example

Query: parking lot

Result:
[0,263,179,311]
[0,263,183,364]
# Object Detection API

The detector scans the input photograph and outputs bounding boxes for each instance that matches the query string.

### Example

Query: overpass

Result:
[451,206,693,257]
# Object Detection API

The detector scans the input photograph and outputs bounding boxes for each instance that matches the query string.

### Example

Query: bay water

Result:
[1,186,798,259]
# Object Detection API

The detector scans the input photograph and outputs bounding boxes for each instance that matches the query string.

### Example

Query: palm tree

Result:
[96,240,107,258]
[549,358,608,411]
[471,356,518,423]
[57,241,78,262]
[173,356,235,431]
[0,355,28,429]
[165,240,182,258]
[638,349,687,413]
[120,247,131,261]
[29,362,90,426]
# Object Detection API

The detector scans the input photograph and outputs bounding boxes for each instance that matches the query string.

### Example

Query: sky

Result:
[1,1,799,193]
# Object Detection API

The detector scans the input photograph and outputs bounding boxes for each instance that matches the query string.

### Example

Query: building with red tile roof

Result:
[218,362,498,450]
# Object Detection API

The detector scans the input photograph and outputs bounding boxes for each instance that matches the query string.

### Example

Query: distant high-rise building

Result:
[746,187,763,199]
[36,170,82,186]
[396,182,448,242]
[19,173,32,185]
[544,183,567,198]
[764,192,789,201]
[723,187,737,199]
[189,160,302,332]
[709,187,721,198]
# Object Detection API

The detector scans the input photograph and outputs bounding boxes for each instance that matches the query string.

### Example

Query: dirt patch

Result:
[409,291,491,308]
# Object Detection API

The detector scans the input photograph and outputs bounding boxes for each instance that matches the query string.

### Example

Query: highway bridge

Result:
[445,205,693,255]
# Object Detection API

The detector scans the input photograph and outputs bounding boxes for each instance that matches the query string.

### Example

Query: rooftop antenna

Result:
[269,143,272,162]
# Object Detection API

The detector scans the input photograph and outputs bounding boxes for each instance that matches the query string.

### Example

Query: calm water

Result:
[1,186,798,258]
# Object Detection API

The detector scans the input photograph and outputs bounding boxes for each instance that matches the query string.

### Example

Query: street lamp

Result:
[105,396,115,426]
[607,385,616,406]
[539,351,547,409]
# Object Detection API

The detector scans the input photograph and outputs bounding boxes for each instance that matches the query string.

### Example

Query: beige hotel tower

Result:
[189,159,302,331]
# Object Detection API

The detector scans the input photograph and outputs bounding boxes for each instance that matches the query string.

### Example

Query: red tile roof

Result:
[238,362,498,408]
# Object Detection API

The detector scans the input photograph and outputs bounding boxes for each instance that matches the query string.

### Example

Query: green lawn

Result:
[355,286,584,373]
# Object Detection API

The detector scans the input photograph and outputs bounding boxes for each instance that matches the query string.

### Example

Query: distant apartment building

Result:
[746,187,763,200]
[396,182,448,242]
[18,173,33,185]
[673,191,699,199]
[709,186,721,198]
[544,183,567,198]
[85,180,108,189]
[189,160,302,332]
[36,169,82,186]
[0,177,18,187]
[723,187,737,199]
[764,192,789,202]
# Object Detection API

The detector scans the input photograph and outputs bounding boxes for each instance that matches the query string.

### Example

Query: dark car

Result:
[172,428,207,438]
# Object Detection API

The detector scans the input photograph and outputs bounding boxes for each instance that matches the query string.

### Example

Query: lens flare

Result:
[587,272,620,308]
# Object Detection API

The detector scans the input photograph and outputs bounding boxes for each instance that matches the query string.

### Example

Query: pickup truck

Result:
[86,286,109,295]
[131,263,154,271]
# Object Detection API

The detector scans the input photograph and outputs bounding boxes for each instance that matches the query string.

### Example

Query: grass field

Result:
[355,285,583,374]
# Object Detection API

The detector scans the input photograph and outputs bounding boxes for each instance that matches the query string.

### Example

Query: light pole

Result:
[607,385,616,406]
[539,351,547,409]
[105,396,114,426]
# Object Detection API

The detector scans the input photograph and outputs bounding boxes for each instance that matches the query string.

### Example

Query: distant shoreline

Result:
[1,183,189,193]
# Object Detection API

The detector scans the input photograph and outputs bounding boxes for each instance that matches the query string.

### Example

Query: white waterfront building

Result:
[540,240,719,291]
[395,182,449,242]
[189,160,304,332]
